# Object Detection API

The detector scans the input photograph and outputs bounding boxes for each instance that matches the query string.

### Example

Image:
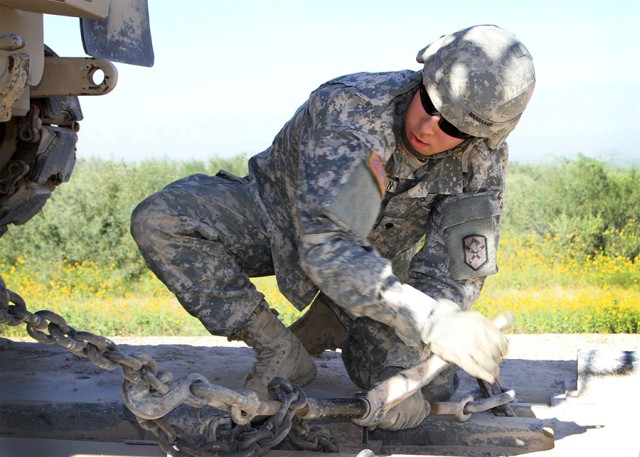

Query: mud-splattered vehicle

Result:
[0,0,153,236]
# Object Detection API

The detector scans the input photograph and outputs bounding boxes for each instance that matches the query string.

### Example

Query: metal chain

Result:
[0,282,171,392]
[0,278,517,455]
[242,378,309,455]
[0,279,336,456]
[288,419,339,453]
[133,378,315,457]
[136,411,258,457]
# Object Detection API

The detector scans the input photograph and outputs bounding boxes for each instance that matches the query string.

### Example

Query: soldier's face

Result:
[404,90,465,156]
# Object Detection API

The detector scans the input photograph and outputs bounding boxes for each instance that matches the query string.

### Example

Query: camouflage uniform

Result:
[131,69,507,395]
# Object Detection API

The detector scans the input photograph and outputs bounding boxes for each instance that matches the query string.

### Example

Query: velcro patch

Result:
[463,235,488,270]
[368,151,386,197]
[327,161,383,240]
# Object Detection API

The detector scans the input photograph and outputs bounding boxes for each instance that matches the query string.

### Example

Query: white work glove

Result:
[428,310,507,383]
[377,282,508,383]
[377,389,428,430]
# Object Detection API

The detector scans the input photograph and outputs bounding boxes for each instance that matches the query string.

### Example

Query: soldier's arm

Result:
[296,85,394,315]
[407,142,509,310]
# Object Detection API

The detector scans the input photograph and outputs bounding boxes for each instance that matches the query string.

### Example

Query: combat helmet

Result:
[416,25,536,149]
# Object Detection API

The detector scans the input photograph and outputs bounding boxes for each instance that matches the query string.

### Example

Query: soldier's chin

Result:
[409,133,428,150]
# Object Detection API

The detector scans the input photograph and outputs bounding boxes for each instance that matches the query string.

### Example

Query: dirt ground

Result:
[1,333,639,456]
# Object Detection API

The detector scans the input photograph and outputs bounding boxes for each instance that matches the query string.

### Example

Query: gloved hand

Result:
[377,389,428,430]
[428,310,508,383]
[376,281,508,383]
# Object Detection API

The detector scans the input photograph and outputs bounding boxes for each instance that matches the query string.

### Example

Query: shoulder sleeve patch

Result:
[368,151,387,197]
[327,159,383,240]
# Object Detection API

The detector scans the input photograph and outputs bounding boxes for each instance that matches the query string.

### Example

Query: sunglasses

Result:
[418,84,472,140]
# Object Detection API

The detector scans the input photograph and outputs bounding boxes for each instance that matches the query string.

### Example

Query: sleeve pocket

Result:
[442,194,500,280]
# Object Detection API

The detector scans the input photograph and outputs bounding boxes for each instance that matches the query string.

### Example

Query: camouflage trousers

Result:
[131,172,458,400]
[131,172,272,336]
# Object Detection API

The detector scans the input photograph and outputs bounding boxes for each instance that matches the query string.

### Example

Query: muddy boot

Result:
[289,295,347,356]
[234,306,317,400]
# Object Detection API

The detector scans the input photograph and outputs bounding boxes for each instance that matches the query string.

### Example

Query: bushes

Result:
[1,155,638,335]
[504,156,640,261]
[1,154,638,279]
[0,156,248,277]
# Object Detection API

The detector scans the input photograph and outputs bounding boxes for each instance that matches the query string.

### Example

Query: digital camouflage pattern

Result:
[131,69,508,384]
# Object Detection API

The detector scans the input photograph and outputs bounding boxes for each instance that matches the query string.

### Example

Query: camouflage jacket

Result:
[247,70,507,316]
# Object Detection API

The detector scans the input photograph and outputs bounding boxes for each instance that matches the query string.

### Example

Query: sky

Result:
[42,0,640,165]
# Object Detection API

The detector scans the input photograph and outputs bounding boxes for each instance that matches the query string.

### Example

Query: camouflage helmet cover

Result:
[416,25,536,149]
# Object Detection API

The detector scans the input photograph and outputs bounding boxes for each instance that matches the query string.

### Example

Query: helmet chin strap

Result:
[460,138,480,173]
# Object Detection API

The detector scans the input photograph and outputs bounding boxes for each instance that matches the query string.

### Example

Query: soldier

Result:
[131,24,535,430]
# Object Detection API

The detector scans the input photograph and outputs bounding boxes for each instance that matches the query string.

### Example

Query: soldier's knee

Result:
[130,192,174,246]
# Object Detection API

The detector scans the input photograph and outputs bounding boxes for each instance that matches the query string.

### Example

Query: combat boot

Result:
[289,294,347,356]
[235,306,317,400]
